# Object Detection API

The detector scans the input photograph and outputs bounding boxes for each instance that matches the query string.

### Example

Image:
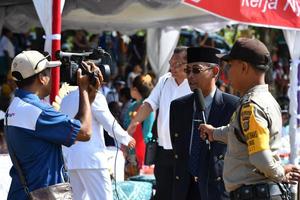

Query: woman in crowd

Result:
[123,74,155,176]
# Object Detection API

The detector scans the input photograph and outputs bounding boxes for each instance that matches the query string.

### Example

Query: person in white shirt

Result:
[127,46,192,200]
[60,88,136,200]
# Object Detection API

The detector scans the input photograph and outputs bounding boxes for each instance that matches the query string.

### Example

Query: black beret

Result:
[187,47,221,65]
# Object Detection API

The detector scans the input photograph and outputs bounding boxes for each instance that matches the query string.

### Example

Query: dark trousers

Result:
[153,146,174,200]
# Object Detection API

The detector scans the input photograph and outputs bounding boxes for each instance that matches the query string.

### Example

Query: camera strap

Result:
[4,109,32,199]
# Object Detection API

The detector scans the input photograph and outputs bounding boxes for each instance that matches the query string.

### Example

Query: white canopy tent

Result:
[0,0,232,77]
[0,1,230,33]
[283,30,300,165]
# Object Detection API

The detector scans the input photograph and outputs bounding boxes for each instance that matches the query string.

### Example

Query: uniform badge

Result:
[240,103,270,155]
[242,120,249,132]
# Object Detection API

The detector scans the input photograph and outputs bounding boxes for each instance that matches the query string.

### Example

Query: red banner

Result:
[183,0,300,30]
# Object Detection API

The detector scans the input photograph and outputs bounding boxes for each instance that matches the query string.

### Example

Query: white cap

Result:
[11,50,61,81]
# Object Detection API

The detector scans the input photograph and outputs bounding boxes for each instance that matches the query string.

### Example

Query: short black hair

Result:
[15,68,51,88]
[174,46,187,60]
[119,87,131,100]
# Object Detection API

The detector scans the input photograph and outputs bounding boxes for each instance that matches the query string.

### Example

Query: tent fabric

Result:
[147,27,180,77]
[283,30,300,165]
[0,0,230,33]
[32,0,65,53]
[0,0,232,80]
[33,0,53,53]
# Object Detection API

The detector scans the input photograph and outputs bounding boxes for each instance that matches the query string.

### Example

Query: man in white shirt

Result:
[60,89,136,200]
[127,46,192,200]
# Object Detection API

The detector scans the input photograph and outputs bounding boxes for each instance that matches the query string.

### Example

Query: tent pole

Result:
[50,0,61,103]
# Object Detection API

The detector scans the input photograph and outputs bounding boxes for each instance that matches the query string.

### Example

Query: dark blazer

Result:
[170,89,239,200]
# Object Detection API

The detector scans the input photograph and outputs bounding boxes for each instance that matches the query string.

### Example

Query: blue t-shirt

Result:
[5,89,81,200]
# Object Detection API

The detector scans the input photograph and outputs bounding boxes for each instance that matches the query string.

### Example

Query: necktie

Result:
[188,109,203,177]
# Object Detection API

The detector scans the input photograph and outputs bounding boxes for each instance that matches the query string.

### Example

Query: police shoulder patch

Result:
[240,103,270,155]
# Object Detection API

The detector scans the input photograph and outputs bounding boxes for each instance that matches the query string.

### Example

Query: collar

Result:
[15,89,40,102]
[245,84,268,94]
[204,87,216,108]
[172,76,189,87]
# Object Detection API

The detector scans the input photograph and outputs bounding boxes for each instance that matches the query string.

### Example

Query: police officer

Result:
[200,38,300,200]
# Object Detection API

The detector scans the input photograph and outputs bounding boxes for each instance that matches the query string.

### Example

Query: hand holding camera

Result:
[56,48,111,86]
[77,61,103,103]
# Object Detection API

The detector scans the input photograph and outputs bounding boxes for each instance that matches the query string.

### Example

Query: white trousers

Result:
[69,169,113,200]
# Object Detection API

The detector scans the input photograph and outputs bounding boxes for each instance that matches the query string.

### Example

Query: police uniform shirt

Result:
[5,89,81,200]
[213,85,285,192]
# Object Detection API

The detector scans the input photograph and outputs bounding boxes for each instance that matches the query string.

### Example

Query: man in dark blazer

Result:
[170,47,239,200]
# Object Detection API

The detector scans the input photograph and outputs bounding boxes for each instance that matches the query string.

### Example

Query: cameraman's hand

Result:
[77,68,90,91]
[81,61,104,103]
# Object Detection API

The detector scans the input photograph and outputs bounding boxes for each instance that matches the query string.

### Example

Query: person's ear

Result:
[241,61,249,74]
[212,66,219,78]
[38,73,49,85]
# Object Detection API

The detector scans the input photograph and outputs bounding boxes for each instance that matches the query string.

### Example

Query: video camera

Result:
[56,48,111,86]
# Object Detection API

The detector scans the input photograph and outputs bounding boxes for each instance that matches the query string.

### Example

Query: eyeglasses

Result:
[225,63,232,70]
[169,60,186,68]
[184,64,214,75]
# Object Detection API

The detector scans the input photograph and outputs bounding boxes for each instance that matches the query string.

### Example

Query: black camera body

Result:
[56,48,111,86]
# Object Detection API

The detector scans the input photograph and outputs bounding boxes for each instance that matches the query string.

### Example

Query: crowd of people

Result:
[0,26,298,200]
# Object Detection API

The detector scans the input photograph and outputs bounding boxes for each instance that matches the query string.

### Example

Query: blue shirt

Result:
[5,89,81,200]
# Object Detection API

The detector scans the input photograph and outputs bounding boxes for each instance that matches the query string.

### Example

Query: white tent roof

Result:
[0,0,230,33]
[62,3,228,33]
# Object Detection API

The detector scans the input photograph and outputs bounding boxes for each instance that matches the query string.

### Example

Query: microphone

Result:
[193,89,211,150]
[55,50,93,59]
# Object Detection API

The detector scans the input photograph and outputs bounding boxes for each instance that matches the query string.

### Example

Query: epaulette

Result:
[240,92,252,105]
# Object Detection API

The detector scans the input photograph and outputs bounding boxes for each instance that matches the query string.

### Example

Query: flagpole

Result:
[50,0,61,103]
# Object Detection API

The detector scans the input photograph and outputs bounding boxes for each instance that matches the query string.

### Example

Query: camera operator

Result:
[60,61,136,200]
[4,50,102,200]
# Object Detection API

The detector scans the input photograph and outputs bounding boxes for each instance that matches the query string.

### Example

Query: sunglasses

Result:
[184,65,214,75]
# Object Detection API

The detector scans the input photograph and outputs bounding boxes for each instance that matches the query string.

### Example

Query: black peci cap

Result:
[187,47,221,65]
[217,38,271,71]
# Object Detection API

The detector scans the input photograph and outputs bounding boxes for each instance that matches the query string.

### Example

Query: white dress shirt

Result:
[145,72,192,150]
[60,88,132,169]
